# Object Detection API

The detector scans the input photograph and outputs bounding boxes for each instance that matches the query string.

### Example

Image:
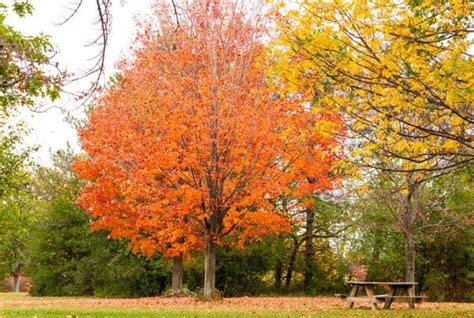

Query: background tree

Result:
[415,167,473,301]
[0,130,34,292]
[0,185,33,292]
[281,110,347,292]
[277,197,350,292]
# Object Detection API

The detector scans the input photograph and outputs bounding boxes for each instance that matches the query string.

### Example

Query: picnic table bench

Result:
[336,281,426,309]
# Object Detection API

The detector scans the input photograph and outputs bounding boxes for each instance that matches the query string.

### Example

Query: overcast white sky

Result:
[6,0,155,165]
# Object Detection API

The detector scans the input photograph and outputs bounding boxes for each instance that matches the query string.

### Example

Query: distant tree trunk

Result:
[203,239,217,299]
[304,208,315,291]
[275,197,286,291]
[12,273,22,293]
[274,260,283,290]
[285,236,300,289]
[172,256,183,295]
[403,177,418,283]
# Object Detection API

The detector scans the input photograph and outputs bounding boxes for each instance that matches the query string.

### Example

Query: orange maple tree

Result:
[74,0,342,298]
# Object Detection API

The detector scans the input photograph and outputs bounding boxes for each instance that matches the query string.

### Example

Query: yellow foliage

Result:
[270,0,473,176]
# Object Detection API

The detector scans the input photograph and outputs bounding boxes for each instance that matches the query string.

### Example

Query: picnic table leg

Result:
[365,286,379,310]
[346,286,358,308]
[383,286,397,309]
[407,285,415,309]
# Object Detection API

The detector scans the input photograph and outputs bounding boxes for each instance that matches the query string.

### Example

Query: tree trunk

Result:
[274,260,283,290]
[203,239,217,299]
[172,256,183,295]
[12,273,22,293]
[404,230,415,282]
[304,208,315,291]
[403,177,418,283]
[285,237,300,289]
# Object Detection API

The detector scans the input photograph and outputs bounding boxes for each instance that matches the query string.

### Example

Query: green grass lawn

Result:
[1,307,473,318]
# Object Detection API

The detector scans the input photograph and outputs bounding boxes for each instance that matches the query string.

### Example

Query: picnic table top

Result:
[347,281,418,286]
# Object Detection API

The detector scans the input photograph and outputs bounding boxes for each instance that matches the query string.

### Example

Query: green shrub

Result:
[27,198,170,296]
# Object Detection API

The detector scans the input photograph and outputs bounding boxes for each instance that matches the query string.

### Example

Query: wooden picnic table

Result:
[339,281,423,309]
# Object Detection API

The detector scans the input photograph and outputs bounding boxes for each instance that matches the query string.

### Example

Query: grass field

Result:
[0,293,473,317]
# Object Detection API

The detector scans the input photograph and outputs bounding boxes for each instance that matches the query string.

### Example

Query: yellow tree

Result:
[271,0,473,282]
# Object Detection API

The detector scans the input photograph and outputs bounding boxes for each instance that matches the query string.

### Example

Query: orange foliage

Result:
[74,0,342,259]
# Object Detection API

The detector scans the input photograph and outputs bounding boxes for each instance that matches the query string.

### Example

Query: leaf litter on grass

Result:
[0,295,473,317]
